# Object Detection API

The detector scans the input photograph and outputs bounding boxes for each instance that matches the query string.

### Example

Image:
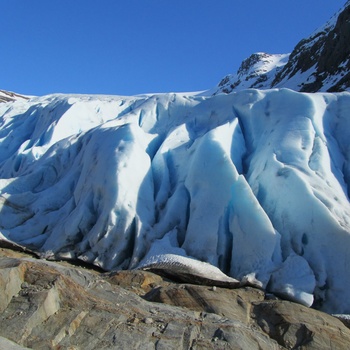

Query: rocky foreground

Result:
[0,247,350,349]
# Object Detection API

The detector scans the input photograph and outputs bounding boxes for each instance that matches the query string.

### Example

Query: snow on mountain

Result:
[1,89,350,314]
[0,89,30,103]
[214,1,350,94]
[212,53,289,94]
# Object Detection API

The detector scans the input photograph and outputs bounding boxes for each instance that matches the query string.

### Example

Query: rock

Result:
[107,269,164,295]
[1,247,350,349]
[143,317,154,324]
[0,336,31,350]
[137,253,241,288]
[333,314,350,329]
[215,2,350,94]
[252,301,350,349]
[144,283,265,323]
[0,90,29,103]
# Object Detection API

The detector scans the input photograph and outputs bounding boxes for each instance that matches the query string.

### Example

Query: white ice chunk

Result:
[268,254,316,307]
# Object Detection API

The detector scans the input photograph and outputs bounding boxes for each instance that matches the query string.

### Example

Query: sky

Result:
[0,0,347,96]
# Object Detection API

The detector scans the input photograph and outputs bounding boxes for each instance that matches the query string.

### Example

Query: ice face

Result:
[1,89,350,313]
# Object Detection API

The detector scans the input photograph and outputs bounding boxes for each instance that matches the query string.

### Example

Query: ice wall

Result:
[0,89,350,313]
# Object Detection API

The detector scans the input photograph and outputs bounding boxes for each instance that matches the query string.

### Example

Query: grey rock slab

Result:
[1,248,350,349]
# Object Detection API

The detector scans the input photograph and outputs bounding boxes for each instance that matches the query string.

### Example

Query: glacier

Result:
[1,89,350,313]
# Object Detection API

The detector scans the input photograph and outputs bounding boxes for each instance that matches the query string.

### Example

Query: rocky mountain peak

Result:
[215,1,350,94]
[236,52,274,77]
[216,53,289,93]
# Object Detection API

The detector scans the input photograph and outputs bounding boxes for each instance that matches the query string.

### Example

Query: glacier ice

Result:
[1,89,350,313]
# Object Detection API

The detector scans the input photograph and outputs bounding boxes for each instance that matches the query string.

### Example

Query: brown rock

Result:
[144,283,265,323]
[107,269,164,295]
[252,301,350,349]
[1,247,350,349]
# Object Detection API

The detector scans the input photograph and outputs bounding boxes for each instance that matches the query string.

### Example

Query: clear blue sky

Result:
[0,0,347,96]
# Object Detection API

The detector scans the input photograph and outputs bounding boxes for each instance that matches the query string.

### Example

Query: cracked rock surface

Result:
[1,247,350,349]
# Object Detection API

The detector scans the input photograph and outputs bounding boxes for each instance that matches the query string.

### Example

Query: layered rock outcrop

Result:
[1,247,350,349]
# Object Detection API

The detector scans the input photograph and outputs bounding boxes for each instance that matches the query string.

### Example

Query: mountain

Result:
[213,53,290,93]
[0,89,29,103]
[214,1,350,94]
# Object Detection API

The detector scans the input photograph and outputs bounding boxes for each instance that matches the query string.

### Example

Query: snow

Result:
[209,53,290,95]
[0,90,30,103]
[1,89,350,313]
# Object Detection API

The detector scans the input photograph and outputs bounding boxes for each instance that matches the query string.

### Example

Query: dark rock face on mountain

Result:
[1,247,350,349]
[216,1,350,94]
[216,53,289,93]
[273,2,350,92]
[0,90,29,103]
